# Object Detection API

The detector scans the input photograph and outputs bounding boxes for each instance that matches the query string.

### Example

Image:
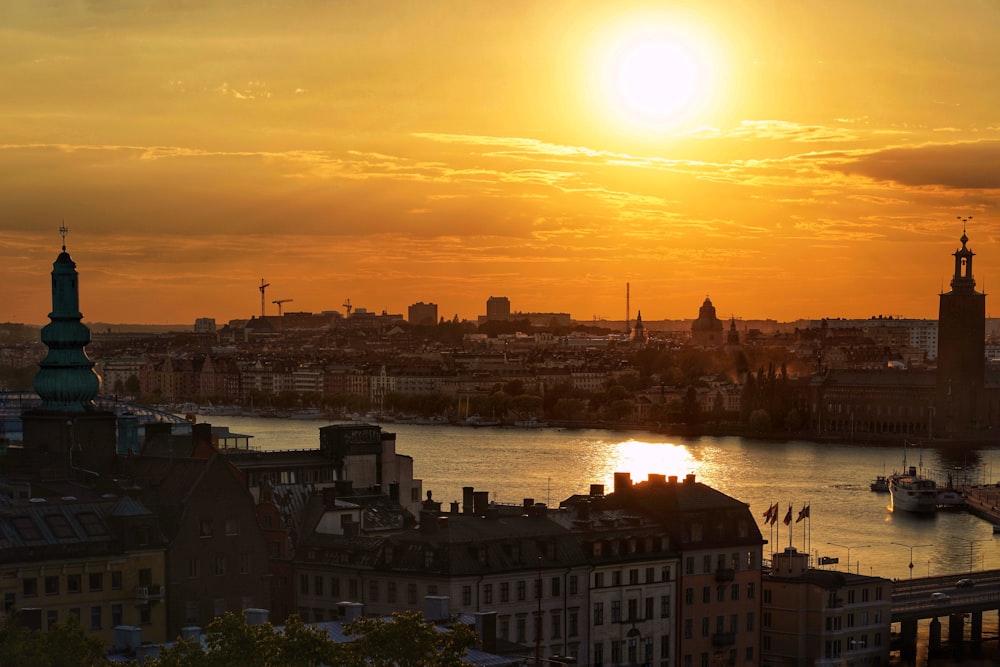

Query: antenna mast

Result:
[259,279,270,317]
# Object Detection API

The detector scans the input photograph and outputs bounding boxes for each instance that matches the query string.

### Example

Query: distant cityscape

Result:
[0,232,997,665]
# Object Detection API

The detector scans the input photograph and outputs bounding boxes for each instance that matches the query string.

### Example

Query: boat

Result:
[465,415,501,428]
[936,472,965,509]
[870,475,889,493]
[889,466,938,513]
[513,417,548,428]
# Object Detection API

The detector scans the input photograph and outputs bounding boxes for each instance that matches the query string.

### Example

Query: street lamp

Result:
[827,542,871,574]
[891,542,933,583]
[956,538,987,574]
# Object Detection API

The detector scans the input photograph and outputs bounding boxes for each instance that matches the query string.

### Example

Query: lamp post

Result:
[827,542,871,574]
[891,542,932,583]
[956,538,987,574]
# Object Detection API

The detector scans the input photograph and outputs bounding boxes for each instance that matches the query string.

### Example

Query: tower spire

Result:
[59,223,68,252]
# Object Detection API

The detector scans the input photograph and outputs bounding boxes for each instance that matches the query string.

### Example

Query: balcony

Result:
[715,568,735,582]
[135,584,164,601]
[711,632,736,646]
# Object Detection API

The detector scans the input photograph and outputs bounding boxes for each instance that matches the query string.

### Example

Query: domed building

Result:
[691,297,724,347]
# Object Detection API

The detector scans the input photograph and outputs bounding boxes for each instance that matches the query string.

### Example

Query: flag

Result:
[783,505,792,526]
[769,503,779,525]
[796,504,810,523]
[761,504,773,522]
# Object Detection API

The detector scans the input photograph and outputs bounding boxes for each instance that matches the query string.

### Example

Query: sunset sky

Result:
[4,1,1000,326]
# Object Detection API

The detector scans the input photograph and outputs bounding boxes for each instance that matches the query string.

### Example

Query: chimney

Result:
[589,484,604,497]
[450,501,460,514]
[113,626,142,652]
[192,423,213,448]
[614,472,632,494]
[684,474,696,484]
[389,482,400,503]
[523,498,535,509]
[648,473,666,485]
[424,595,450,622]
[338,602,364,621]
[668,475,678,484]
[473,491,489,516]
[475,611,498,654]
[462,486,474,514]
[245,608,269,625]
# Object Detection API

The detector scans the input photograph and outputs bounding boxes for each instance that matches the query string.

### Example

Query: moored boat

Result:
[870,475,889,492]
[889,466,938,513]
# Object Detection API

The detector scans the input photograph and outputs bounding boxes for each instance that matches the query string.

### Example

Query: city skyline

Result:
[4,1,1000,325]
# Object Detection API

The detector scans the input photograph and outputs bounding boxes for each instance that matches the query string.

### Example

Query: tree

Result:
[338,611,476,667]
[0,614,108,667]
[749,408,772,433]
[680,386,701,425]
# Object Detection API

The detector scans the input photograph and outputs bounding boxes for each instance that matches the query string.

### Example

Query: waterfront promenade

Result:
[961,485,1000,527]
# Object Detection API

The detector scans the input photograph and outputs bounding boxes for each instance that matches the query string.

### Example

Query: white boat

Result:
[890,465,938,513]
[937,473,965,509]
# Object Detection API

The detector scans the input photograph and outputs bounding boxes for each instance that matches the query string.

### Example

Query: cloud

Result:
[836,140,1000,189]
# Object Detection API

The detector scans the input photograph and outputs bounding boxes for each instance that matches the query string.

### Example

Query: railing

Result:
[135,584,163,600]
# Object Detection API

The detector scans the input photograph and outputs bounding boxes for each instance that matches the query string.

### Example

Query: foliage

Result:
[748,409,772,433]
[142,611,476,667]
[0,614,108,667]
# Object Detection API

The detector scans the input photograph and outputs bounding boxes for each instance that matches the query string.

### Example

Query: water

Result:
[205,416,1000,584]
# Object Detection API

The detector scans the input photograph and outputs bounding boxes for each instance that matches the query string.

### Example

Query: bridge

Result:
[892,569,1000,660]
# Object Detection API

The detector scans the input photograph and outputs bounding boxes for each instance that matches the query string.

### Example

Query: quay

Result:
[959,485,1000,526]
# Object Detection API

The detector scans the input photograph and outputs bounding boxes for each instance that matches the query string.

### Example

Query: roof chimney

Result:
[614,472,632,494]
[462,486,474,514]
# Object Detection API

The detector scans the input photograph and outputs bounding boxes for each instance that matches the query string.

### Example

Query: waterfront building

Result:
[936,230,989,437]
[762,547,891,667]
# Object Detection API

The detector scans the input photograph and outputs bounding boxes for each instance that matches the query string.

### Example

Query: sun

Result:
[596,22,715,133]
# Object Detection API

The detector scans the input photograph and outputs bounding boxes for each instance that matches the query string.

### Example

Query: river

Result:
[203,415,1000,584]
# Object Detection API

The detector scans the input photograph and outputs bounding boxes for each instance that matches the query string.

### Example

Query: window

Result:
[225,518,239,536]
[569,609,578,637]
[88,573,103,592]
[315,576,324,597]
[629,569,639,585]
[90,605,102,630]
[645,596,653,621]
[407,583,417,604]
[701,617,709,637]
[67,574,81,594]
[716,586,725,602]
[746,647,754,662]
[240,553,251,575]
[763,589,771,603]
[3,593,14,614]
[517,580,526,601]
[747,582,756,599]
[685,587,693,605]
[46,610,57,629]
[595,572,604,588]
[534,578,542,599]
[746,612,755,632]
[112,603,123,627]
[612,571,622,586]
[551,576,560,597]
[569,575,578,595]
[500,582,510,602]
[848,590,856,604]
[731,583,739,600]
[702,586,710,603]
[369,580,379,602]
[500,617,510,641]
[484,583,493,604]
[45,514,76,539]
[661,594,671,618]
[200,519,213,538]
[214,556,227,576]
[350,579,359,598]
[113,570,124,590]
[662,565,671,581]
[684,618,693,639]
[300,574,309,595]
[462,585,472,606]
[185,601,198,624]
[516,616,526,643]
[645,567,654,584]
[551,610,561,639]
[594,601,604,626]
[45,576,59,596]
[611,600,621,623]
[594,642,604,667]
[331,577,340,597]
[703,555,712,573]
[387,581,397,603]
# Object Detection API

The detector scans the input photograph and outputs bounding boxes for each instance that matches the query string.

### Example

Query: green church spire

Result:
[33,226,101,411]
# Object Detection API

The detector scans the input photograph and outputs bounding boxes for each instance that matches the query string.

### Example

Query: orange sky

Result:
[4,1,1000,325]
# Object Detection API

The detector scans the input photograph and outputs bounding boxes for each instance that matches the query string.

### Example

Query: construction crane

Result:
[272,298,293,316]
[343,298,353,318]
[259,279,270,318]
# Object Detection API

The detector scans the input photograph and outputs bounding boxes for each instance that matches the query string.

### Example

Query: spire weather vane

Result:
[957,215,973,235]
[59,223,68,251]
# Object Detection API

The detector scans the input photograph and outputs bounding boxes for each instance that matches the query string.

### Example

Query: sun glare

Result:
[595,19,716,134]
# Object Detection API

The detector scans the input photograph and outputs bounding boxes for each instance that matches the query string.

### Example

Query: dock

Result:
[960,485,1000,526]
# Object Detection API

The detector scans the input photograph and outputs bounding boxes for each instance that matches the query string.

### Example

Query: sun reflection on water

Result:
[602,439,700,489]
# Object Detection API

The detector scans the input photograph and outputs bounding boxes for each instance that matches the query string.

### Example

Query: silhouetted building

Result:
[936,230,987,436]
[485,296,511,322]
[691,297,724,347]
[407,301,438,326]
